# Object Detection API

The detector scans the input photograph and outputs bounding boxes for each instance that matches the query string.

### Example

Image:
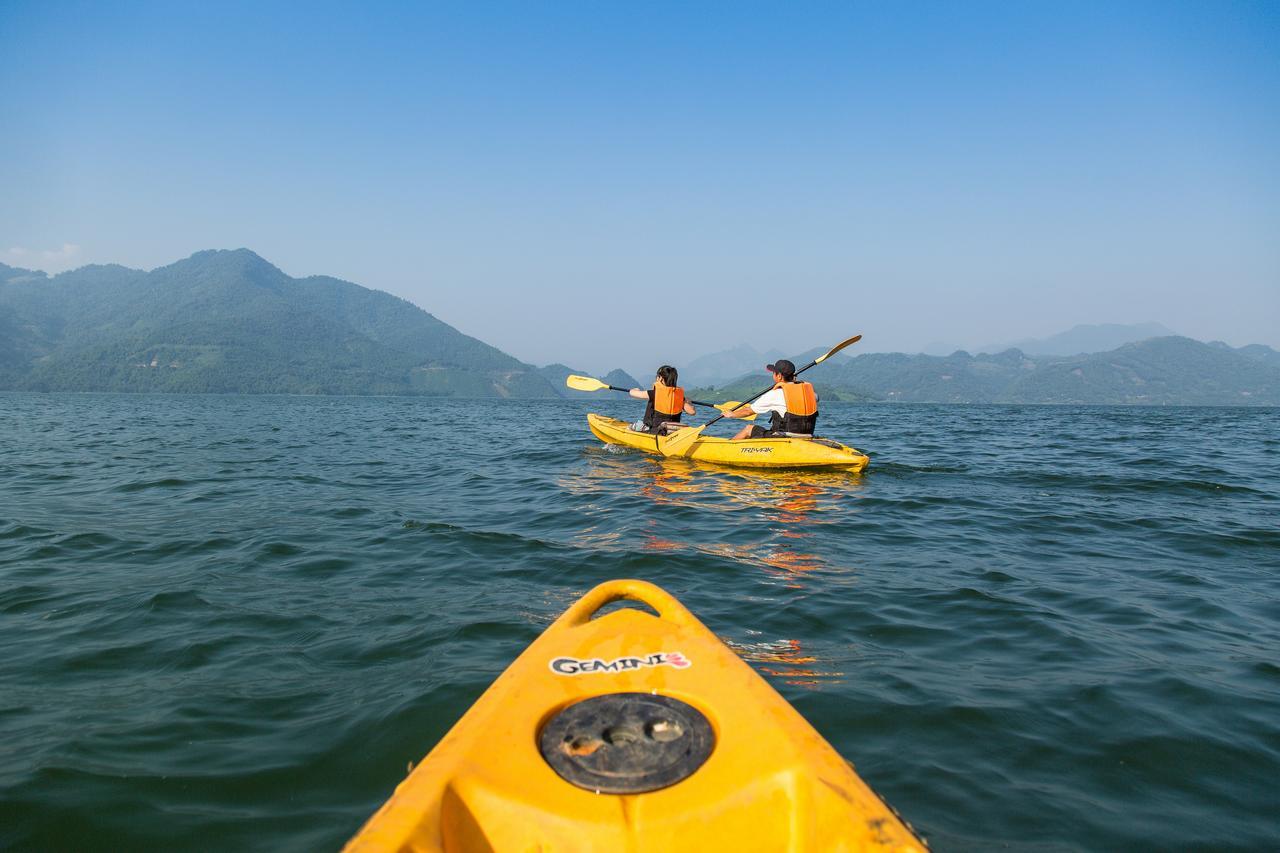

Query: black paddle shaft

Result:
[694,356,824,429]
[607,385,721,409]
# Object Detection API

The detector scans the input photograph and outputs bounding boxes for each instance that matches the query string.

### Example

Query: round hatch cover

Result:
[538,693,715,794]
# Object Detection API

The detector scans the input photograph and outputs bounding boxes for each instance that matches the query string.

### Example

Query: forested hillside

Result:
[0,250,558,396]
[698,337,1280,405]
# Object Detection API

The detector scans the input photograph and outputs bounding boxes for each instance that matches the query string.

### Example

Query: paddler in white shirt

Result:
[726,359,819,439]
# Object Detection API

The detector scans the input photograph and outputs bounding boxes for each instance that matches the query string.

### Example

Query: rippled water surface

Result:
[1,394,1277,850]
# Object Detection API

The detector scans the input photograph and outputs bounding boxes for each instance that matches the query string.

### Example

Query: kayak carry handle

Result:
[562,579,697,628]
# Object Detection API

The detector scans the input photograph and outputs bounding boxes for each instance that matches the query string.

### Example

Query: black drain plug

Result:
[538,693,715,794]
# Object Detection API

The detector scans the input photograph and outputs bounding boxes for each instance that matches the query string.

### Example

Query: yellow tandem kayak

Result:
[587,413,870,472]
[345,579,924,852]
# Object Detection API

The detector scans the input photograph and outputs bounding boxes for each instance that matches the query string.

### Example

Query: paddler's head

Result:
[765,359,796,383]
[655,365,678,388]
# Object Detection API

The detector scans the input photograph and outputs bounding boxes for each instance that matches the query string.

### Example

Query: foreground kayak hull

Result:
[586,413,870,471]
[345,579,923,852]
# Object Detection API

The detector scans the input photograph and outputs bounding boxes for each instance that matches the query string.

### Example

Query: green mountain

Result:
[537,364,642,398]
[978,322,1178,356]
[697,337,1280,405]
[6,252,1276,405]
[603,369,641,389]
[680,344,788,388]
[0,250,559,397]
[1226,342,1280,369]
[537,364,591,397]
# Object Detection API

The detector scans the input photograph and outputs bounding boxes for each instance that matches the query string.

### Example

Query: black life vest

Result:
[643,384,685,430]
[770,381,818,434]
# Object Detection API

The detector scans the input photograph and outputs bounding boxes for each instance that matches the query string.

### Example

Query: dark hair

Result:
[767,358,797,381]
[656,365,678,387]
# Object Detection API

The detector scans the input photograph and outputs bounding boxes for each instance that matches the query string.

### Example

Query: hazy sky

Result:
[3,1,1277,373]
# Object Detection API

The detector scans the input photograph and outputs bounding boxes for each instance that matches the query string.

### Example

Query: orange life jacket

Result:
[644,383,686,431]
[652,383,685,417]
[772,381,818,434]
[778,381,817,416]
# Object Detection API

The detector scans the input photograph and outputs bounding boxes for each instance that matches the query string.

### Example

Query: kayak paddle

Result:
[565,374,754,420]
[659,334,862,458]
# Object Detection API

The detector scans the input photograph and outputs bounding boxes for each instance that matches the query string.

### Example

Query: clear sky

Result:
[3,1,1277,372]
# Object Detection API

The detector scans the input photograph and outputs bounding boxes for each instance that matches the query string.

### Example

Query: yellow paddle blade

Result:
[716,401,755,422]
[565,374,609,392]
[814,333,862,364]
[660,424,705,457]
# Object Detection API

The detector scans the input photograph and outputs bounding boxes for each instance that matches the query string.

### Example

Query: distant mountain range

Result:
[538,364,642,397]
[698,336,1280,405]
[0,250,631,398]
[3,250,1276,405]
[975,322,1179,356]
[679,344,789,388]
[686,323,1180,381]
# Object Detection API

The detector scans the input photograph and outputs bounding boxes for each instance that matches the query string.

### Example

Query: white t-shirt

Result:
[749,388,787,416]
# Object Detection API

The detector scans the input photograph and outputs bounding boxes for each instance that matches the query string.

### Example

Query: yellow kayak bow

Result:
[345,579,924,852]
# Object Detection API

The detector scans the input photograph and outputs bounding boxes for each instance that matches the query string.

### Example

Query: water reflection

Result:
[572,448,864,508]
[727,637,845,688]
[557,451,871,690]
[566,451,867,589]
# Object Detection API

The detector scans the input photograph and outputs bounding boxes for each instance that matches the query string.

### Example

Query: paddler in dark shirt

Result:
[629,365,696,434]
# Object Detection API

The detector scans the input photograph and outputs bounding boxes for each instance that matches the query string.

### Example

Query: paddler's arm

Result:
[682,401,696,416]
[628,388,648,400]
[726,406,754,418]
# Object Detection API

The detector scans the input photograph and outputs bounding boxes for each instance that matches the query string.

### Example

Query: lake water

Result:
[1,394,1277,850]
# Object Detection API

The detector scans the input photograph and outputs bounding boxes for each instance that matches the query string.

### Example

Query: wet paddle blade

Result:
[566,374,610,392]
[813,334,862,365]
[716,401,754,422]
[660,424,705,457]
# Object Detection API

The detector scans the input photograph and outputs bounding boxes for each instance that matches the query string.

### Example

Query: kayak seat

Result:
[626,421,686,435]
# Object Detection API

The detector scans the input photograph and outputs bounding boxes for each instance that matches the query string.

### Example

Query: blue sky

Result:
[2,1,1277,371]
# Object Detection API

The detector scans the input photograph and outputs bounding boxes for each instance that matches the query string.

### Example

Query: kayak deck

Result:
[587,413,869,471]
[345,580,924,851]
